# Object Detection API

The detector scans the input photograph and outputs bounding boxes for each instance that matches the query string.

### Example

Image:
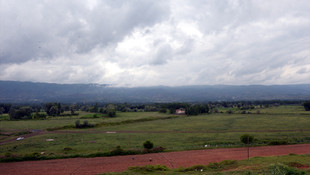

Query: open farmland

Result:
[0,105,310,160]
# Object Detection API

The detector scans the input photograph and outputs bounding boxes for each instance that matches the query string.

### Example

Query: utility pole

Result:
[247,136,250,160]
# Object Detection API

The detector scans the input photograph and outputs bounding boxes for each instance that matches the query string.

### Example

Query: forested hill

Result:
[1,81,310,103]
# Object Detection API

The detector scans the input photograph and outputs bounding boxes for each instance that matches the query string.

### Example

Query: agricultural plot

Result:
[0,105,310,161]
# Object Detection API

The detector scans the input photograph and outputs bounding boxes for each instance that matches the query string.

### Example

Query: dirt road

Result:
[0,144,309,175]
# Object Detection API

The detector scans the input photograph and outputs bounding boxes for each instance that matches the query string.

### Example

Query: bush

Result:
[5,152,13,157]
[240,134,254,144]
[33,112,47,119]
[227,110,233,114]
[178,160,238,172]
[268,140,288,145]
[109,146,124,156]
[143,146,166,153]
[9,107,32,120]
[63,147,73,151]
[269,163,306,175]
[287,162,306,168]
[108,110,116,117]
[150,146,165,153]
[179,165,206,172]
[207,162,222,169]
[186,104,209,116]
[83,120,89,126]
[303,101,310,111]
[75,120,80,128]
[129,165,169,172]
[75,120,94,128]
[158,108,167,113]
[143,140,154,149]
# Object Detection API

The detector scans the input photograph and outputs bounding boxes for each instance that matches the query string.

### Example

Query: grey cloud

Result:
[297,68,308,74]
[0,0,310,86]
[0,0,170,64]
[151,44,172,65]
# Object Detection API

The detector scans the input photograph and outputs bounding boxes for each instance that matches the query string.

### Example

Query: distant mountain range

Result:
[1,81,310,103]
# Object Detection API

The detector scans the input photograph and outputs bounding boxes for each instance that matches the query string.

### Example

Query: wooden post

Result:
[247,136,250,160]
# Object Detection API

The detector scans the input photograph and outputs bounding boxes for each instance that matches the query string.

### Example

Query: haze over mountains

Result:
[1,81,310,103]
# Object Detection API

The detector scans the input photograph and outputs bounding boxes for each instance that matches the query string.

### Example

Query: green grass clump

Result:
[268,163,306,175]
[129,165,169,172]
[178,160,238,172]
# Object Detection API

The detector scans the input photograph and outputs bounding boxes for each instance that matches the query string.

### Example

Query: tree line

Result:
[1,100,309,120]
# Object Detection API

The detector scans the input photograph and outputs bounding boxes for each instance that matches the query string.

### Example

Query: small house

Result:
[176,108,185,115]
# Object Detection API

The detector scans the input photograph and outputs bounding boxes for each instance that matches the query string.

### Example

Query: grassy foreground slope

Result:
[102,154,310,175]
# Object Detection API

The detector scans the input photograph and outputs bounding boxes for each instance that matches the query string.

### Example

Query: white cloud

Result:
[0,0,310,86]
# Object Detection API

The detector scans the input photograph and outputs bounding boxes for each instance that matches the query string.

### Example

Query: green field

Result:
[102,154,310,175]
[0,111,170,131]
[0,105,310,160]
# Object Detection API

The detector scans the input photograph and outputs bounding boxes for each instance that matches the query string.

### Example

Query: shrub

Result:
[178,165,206,172]
[82,120,89,127]
[287,162,306,168]
[158,108,167,113]
[143,146,166,153]
[150,146,165,153]
[75,120,94,128]
[129,165,169,172]
[221,160,237,166]
[219,160,238,169]
[143,140,154,149]
[240,134,254,144]
[5,152,12,157]
[63,147,73,151]
[33,112,47,119]
[109,146,124,156]
[227,110,233,114]
[207,162,222,169]
[75,120,81,128]
[23,152,42,161]
[303,101,310,111]
[269,163,306,175]
[108,110,116,117]
[268,140,288,145]
[179,160,238,172]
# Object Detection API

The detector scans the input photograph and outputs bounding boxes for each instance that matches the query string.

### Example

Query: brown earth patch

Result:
[0,144,309,175]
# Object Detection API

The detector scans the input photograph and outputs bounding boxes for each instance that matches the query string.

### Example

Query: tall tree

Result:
[304,101,310,111]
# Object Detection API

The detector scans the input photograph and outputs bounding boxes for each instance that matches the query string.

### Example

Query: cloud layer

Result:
[1,0,309,86]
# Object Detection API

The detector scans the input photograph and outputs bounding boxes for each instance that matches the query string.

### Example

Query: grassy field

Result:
[218,105,309,115]
[101,154,310,175]
[94,113,310,132]
[0,105,310,160]
[0,112,169,132]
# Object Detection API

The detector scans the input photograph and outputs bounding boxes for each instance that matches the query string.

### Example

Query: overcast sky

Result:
[0,0,309,86]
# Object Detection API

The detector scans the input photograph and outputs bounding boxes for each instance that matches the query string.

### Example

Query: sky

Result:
[0,0,309,87]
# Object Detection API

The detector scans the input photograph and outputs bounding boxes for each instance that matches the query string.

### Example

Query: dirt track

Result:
[0,144,309,175]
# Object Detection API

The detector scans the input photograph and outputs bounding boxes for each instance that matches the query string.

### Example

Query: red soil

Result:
[0,144,309,175]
